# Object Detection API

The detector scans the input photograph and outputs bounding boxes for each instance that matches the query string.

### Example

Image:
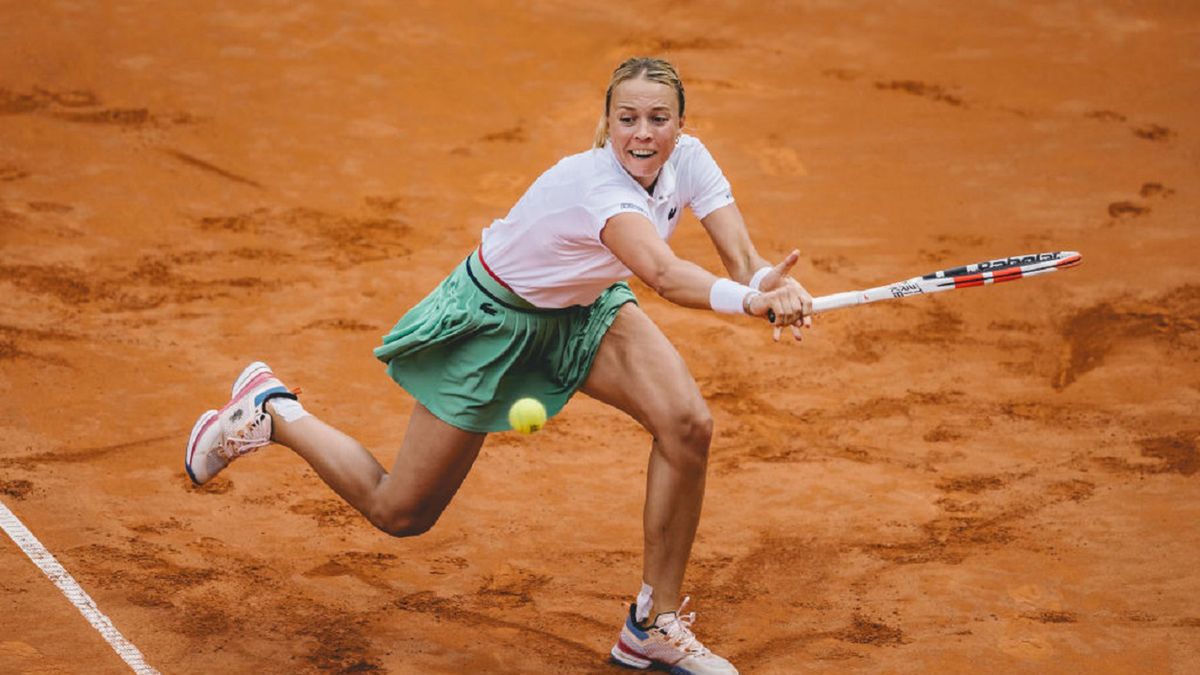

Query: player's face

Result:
[607,77,683,190]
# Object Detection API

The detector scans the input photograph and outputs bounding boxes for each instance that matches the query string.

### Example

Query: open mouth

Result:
[629,149,656,159]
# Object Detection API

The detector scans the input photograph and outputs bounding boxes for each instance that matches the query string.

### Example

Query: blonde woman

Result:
[186,57,812,674]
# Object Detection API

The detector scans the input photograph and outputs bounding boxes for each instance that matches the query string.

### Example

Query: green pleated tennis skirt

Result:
[372,248,637,433]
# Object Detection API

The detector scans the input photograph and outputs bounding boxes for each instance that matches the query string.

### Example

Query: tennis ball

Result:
[508,397,547,434]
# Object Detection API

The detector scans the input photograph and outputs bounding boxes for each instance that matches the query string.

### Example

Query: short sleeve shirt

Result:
[479,134,734,308]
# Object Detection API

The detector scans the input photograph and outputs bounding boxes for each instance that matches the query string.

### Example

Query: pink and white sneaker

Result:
[184,361,296,485]
[610,597,738,674]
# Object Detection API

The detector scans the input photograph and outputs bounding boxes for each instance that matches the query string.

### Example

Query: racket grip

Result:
[767,290,859,322]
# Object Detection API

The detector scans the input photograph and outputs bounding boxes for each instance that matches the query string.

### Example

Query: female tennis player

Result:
[185,57,812,674]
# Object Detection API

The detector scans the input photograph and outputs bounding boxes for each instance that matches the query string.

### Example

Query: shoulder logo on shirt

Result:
[620,202,649,216]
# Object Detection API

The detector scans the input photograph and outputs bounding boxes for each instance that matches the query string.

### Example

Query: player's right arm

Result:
[601,212,805,328]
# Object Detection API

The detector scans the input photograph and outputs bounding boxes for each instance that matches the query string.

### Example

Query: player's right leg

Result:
[185,361,485,537]
[272,401,485,536]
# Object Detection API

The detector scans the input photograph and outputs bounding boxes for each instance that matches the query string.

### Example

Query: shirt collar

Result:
[606,142,677,204]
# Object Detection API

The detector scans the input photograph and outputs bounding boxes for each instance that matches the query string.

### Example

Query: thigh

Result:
[581,303,705,432]
[376,404,487,517]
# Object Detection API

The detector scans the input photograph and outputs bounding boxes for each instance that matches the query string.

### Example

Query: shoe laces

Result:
[218,410,272,460]
[655,597,711,656]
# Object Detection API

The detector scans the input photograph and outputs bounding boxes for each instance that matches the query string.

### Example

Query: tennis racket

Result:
[768,250,1082,321]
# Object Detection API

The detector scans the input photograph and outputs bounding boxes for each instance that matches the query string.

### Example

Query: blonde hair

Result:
[592,57,685,149]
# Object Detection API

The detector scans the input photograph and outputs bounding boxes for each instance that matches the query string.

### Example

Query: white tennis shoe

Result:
[184,361,296,485]
[610,597,738,674]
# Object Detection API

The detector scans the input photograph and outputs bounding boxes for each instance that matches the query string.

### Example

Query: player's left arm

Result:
[700,203,814,328]
[699,203,770,285]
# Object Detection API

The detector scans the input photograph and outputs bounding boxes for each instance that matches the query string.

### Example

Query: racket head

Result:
[920,250,1081,290]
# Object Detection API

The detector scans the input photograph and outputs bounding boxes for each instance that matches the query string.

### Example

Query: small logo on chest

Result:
[668,206,678,221]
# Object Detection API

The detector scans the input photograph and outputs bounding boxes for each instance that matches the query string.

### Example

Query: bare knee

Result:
[653,402,713,472]
[370,505,441,538]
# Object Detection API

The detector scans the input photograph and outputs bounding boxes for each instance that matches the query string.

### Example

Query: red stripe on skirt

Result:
[476,245,516,293]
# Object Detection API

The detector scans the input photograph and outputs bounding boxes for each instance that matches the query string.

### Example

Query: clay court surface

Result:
[2,2,1198,673]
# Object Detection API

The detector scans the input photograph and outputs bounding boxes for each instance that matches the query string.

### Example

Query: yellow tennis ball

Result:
[508,397,547,434]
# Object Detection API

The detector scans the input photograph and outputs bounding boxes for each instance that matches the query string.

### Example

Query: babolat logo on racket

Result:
[978,252,1057,270]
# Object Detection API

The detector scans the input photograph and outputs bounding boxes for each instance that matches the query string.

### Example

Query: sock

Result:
[268,396,310,423]
[635,582,654,623]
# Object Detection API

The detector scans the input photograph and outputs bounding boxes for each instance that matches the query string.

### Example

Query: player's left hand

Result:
[757,250,814,341]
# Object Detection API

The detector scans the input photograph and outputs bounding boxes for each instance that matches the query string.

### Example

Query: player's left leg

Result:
[582,304,710,615]
[580,304,737,674]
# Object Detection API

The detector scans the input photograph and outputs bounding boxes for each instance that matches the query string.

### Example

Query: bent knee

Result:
[370,506,441,538]
[683,406,715,449]
[654,404,713,469]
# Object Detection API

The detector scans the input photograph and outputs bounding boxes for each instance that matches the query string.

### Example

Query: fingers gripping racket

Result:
[767,250,1082,321]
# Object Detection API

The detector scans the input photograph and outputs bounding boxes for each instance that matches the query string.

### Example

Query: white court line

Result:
[0,500,159,675]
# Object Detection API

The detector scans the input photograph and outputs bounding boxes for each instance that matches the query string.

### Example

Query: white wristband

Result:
[749,266,773,290]
[710,278,757,315]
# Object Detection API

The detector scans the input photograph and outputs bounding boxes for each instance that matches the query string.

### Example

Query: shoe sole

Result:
[610,643,652,670]
[610,654,700,675]
[184,409,219,486]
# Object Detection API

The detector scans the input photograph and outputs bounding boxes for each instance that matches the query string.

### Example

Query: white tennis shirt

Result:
[479,134,735,308]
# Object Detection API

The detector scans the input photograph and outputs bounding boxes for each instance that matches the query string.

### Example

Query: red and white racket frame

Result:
[809,250,1082,315]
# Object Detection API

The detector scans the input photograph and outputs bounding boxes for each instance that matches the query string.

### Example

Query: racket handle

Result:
[765,290,863,323]
[812,291,863,313]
